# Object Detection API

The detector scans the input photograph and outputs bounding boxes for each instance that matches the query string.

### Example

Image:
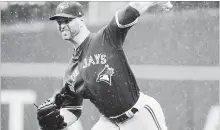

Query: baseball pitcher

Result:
[36,1,173,130]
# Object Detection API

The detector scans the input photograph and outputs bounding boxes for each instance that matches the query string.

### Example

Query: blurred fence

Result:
[1,2,220,130]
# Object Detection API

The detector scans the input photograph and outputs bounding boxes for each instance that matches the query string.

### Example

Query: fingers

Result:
[166,1,173,8]
[163,1,173,10]
[157,1,173,11]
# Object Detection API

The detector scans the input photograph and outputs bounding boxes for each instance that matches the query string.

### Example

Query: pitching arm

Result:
[105,1,173,49]
[129,1,173,16]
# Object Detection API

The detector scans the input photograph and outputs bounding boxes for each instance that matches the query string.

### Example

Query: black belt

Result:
[109,107,139,123]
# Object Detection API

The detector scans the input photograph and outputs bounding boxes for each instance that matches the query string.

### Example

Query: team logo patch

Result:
[96,65,114,86]
[58,2,70,12]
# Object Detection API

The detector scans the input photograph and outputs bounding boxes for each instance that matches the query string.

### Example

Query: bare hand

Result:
[150,1,173,12]
[156,1,173,11]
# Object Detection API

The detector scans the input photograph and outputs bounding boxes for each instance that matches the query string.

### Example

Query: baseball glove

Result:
[37,94,67,130]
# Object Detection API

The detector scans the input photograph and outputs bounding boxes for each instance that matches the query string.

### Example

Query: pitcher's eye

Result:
[64,19,73,24]
[57,21,62,25]
[64,20,69,24]
[56,18,73,25]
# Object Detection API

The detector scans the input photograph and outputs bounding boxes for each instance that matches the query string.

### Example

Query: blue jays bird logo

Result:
[96,65,114,86]
[58,2,69,12]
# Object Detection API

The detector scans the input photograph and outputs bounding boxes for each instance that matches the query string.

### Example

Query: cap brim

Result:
[49,13,77,20]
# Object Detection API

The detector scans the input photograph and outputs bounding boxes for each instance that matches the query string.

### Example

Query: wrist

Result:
[60,108,78,127]
[128,2,157,16]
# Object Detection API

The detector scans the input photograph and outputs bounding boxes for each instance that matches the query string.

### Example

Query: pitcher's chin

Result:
[62,37,72,41]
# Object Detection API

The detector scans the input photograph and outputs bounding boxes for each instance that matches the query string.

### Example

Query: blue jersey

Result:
[60,5,141,117]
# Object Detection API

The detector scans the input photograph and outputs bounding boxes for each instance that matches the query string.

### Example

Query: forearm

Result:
[128,1,173,16]
[128,2,155,16]
[60,108,78,127]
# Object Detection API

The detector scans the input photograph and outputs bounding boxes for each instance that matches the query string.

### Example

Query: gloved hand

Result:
[37,94,67,130]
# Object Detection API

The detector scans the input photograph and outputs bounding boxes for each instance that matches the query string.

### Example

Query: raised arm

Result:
[128,1,173,16]
[105,1,173,49]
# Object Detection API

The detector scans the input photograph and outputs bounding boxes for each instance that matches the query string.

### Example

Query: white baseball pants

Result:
[91,92,167,130]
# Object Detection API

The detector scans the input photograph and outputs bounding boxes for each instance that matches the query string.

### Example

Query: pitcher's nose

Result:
[60,24,68,31]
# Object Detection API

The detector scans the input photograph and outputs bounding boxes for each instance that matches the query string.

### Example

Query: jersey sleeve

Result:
[60,55,84,119]
[105,4,140,49]
[63,54,79,86]
[59,84,83,119]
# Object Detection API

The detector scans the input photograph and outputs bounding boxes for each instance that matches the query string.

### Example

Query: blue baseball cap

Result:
[50,2,84,20]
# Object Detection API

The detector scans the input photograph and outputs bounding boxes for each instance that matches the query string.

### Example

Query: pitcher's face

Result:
[56,17,81,41]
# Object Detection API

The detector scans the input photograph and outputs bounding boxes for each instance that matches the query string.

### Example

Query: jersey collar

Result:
[73,33,92,57]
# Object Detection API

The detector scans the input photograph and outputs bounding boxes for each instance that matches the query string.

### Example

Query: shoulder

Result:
[94,25,109,38]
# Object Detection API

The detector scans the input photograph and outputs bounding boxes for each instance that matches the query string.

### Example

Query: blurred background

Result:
[1,1,219,130]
